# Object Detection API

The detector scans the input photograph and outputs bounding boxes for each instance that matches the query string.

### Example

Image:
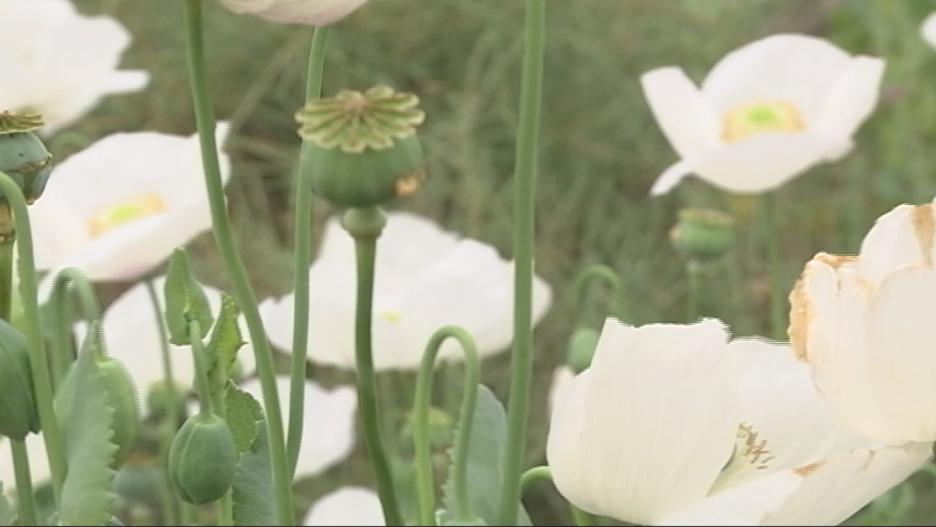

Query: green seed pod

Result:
[97,356,140,467]
[670,208,735,263]
[0,319,38,440]
[169,414,237,504]
[146,381,188,424]
[296,86,426,208]
[565,327,600,374]
[0,112,52,207]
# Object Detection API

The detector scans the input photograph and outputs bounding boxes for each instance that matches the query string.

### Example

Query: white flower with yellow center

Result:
[304,487,384,526]
[790,197,936,444]
[0,0,148,133]
[923,12,936,50]
[547,318,931,525]
[31,126,231,282]
[220,0,368,26]
[641,34,885,195]
[261,212,553,370]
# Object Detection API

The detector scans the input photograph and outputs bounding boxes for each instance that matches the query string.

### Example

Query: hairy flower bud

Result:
[169,414,237,504]
[296,86,426,207]
[669,208,735,263]
[0,112,53,206]
[0,319,38,440]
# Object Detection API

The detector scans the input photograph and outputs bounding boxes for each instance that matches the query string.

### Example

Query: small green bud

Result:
[97,356,140,467]
[146,381,188,423]
[296,86,426,208]
[669,208,735,263]
[0,112,52,208]
[0,319,38,440]
[169,414,237,504]
[164,249,213,346]
[566,327,600,373]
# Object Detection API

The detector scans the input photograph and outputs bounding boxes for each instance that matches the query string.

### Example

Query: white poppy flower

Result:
[31,126,231,282]
[641,34,885,195]
[220,0,368,26]
[0,433,51,493]
[547,318,931,525]
[261,212,553,370]
[924,13,936,50]
[238,376,357,479]
[303,487,384,526]
[74,276,257,409]
[548,365,574,412]
[790,198,936,444]
[0,0,148,133]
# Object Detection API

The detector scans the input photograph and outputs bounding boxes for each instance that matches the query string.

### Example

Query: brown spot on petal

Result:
[912,205,935,267]
[814,253,857,270]
[794,460,825,477]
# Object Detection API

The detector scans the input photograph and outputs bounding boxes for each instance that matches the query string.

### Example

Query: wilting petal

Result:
[547,319,739,524]
[640,67,720,158]
[856,202,936,287]
[814,57,885,140]
[238,376,356,478]
[303,487,384,526]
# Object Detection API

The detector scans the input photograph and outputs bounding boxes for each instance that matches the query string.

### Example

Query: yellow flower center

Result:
[379,310,402,324]
[722,101,804,142]
[87,193,168,237]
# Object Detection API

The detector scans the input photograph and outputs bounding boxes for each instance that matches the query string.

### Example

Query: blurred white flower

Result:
[303,487,384,526]
[0,0,148,133]
[790,198,936,444]
[73,275,256,409]
[547,318,931,525]
[548,365,574,412]
[238,376,357,479]
[0,433,50,493]
[261,212,553,370]
[641,34,884,195]
[31,126,231,282]
[924,12,936,50]
[220,0,368,26]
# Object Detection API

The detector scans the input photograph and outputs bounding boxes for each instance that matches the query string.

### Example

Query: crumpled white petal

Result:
[0,0,148,133]
[303,487,384,526]
[220,0,368,26]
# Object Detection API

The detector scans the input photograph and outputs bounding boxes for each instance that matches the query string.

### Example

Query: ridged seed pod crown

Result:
[0,112,53,205]
[669,208,735,263]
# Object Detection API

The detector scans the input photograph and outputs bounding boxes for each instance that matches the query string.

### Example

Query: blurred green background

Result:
[56,0,936,524]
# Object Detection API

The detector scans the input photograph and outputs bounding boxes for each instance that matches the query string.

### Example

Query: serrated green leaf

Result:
[164,249,213,346]
[439,385,531,526]
[0,483,13,526]
[232,419,276,526]
[207,294,245,385]
[56,339,118,526]
[225,384,263,456]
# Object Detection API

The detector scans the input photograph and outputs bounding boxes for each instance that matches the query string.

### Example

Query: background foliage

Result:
[57,0,936,524]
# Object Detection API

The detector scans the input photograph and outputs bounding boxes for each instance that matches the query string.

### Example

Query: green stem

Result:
[9,439,38,526]
[764,193,784,340]
[181,2,294,524]
[49,268,106,382]
[188,320,214,417]
[343,206,402,526]
[686,260,702,322]
[144,278,181,526]
[413,326,481,525]
[518,466,593,527]
[573,263,625,321]
[0,239,13,320]
[0,171,66,504]
[287,25,329,478]
[498,0,546,523]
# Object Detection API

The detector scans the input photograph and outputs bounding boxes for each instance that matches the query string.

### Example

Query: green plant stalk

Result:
[413,326,481,525]
[764,193,784,339]
[498,0,546,523]
[49,268,105,382]
[145,278,181,526]
[0,171,66,504]
[208,319,234,527]
[686,260,702,322]
[573,263,625,320]
[518,466,593,527]
[181,2,294,523]
[189,320,214,418]
[287,25,329,478]
[344,207,402,526]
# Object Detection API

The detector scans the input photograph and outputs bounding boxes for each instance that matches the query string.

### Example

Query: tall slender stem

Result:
[287,25,329,478]
[48,268,105,385]
[764,193,784,339]
[0,172,66,503]
[181,2,294,523]
[343,206,402,526]
[413,326,481,526]
[188,320,214,418]
[0,238,13,320]
[498,0,546,523]
[686,260,702,322]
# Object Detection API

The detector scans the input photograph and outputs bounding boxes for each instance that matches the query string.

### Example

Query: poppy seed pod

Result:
[0,112,52,206]
[0,319,38,440]
[168,414,237,504]
[669,208,735,263]
[296,86,426,208]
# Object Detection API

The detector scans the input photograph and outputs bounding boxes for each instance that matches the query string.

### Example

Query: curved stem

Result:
[0,171,66,503]
[188,320,214,417]
[498,0,546,523]
[343,206,402,526]
[518,466,593,527]
[181,2,294,523]
[686,260,702,322]
[573,263,625,321]
[764,193,784,339]
[0,239,13,321]
[49,268,106,379]
[287,24,329,478]
[9,439,38,526]
[413,326,481,525]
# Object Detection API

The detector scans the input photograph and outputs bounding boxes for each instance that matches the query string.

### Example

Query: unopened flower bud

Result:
[566,327,600,373]
[0,319,38,440]
[169,414,237,504]
[669,208,735,263]
[0,112,52,206]
[296,85,426,208]
[146,381,188,423]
